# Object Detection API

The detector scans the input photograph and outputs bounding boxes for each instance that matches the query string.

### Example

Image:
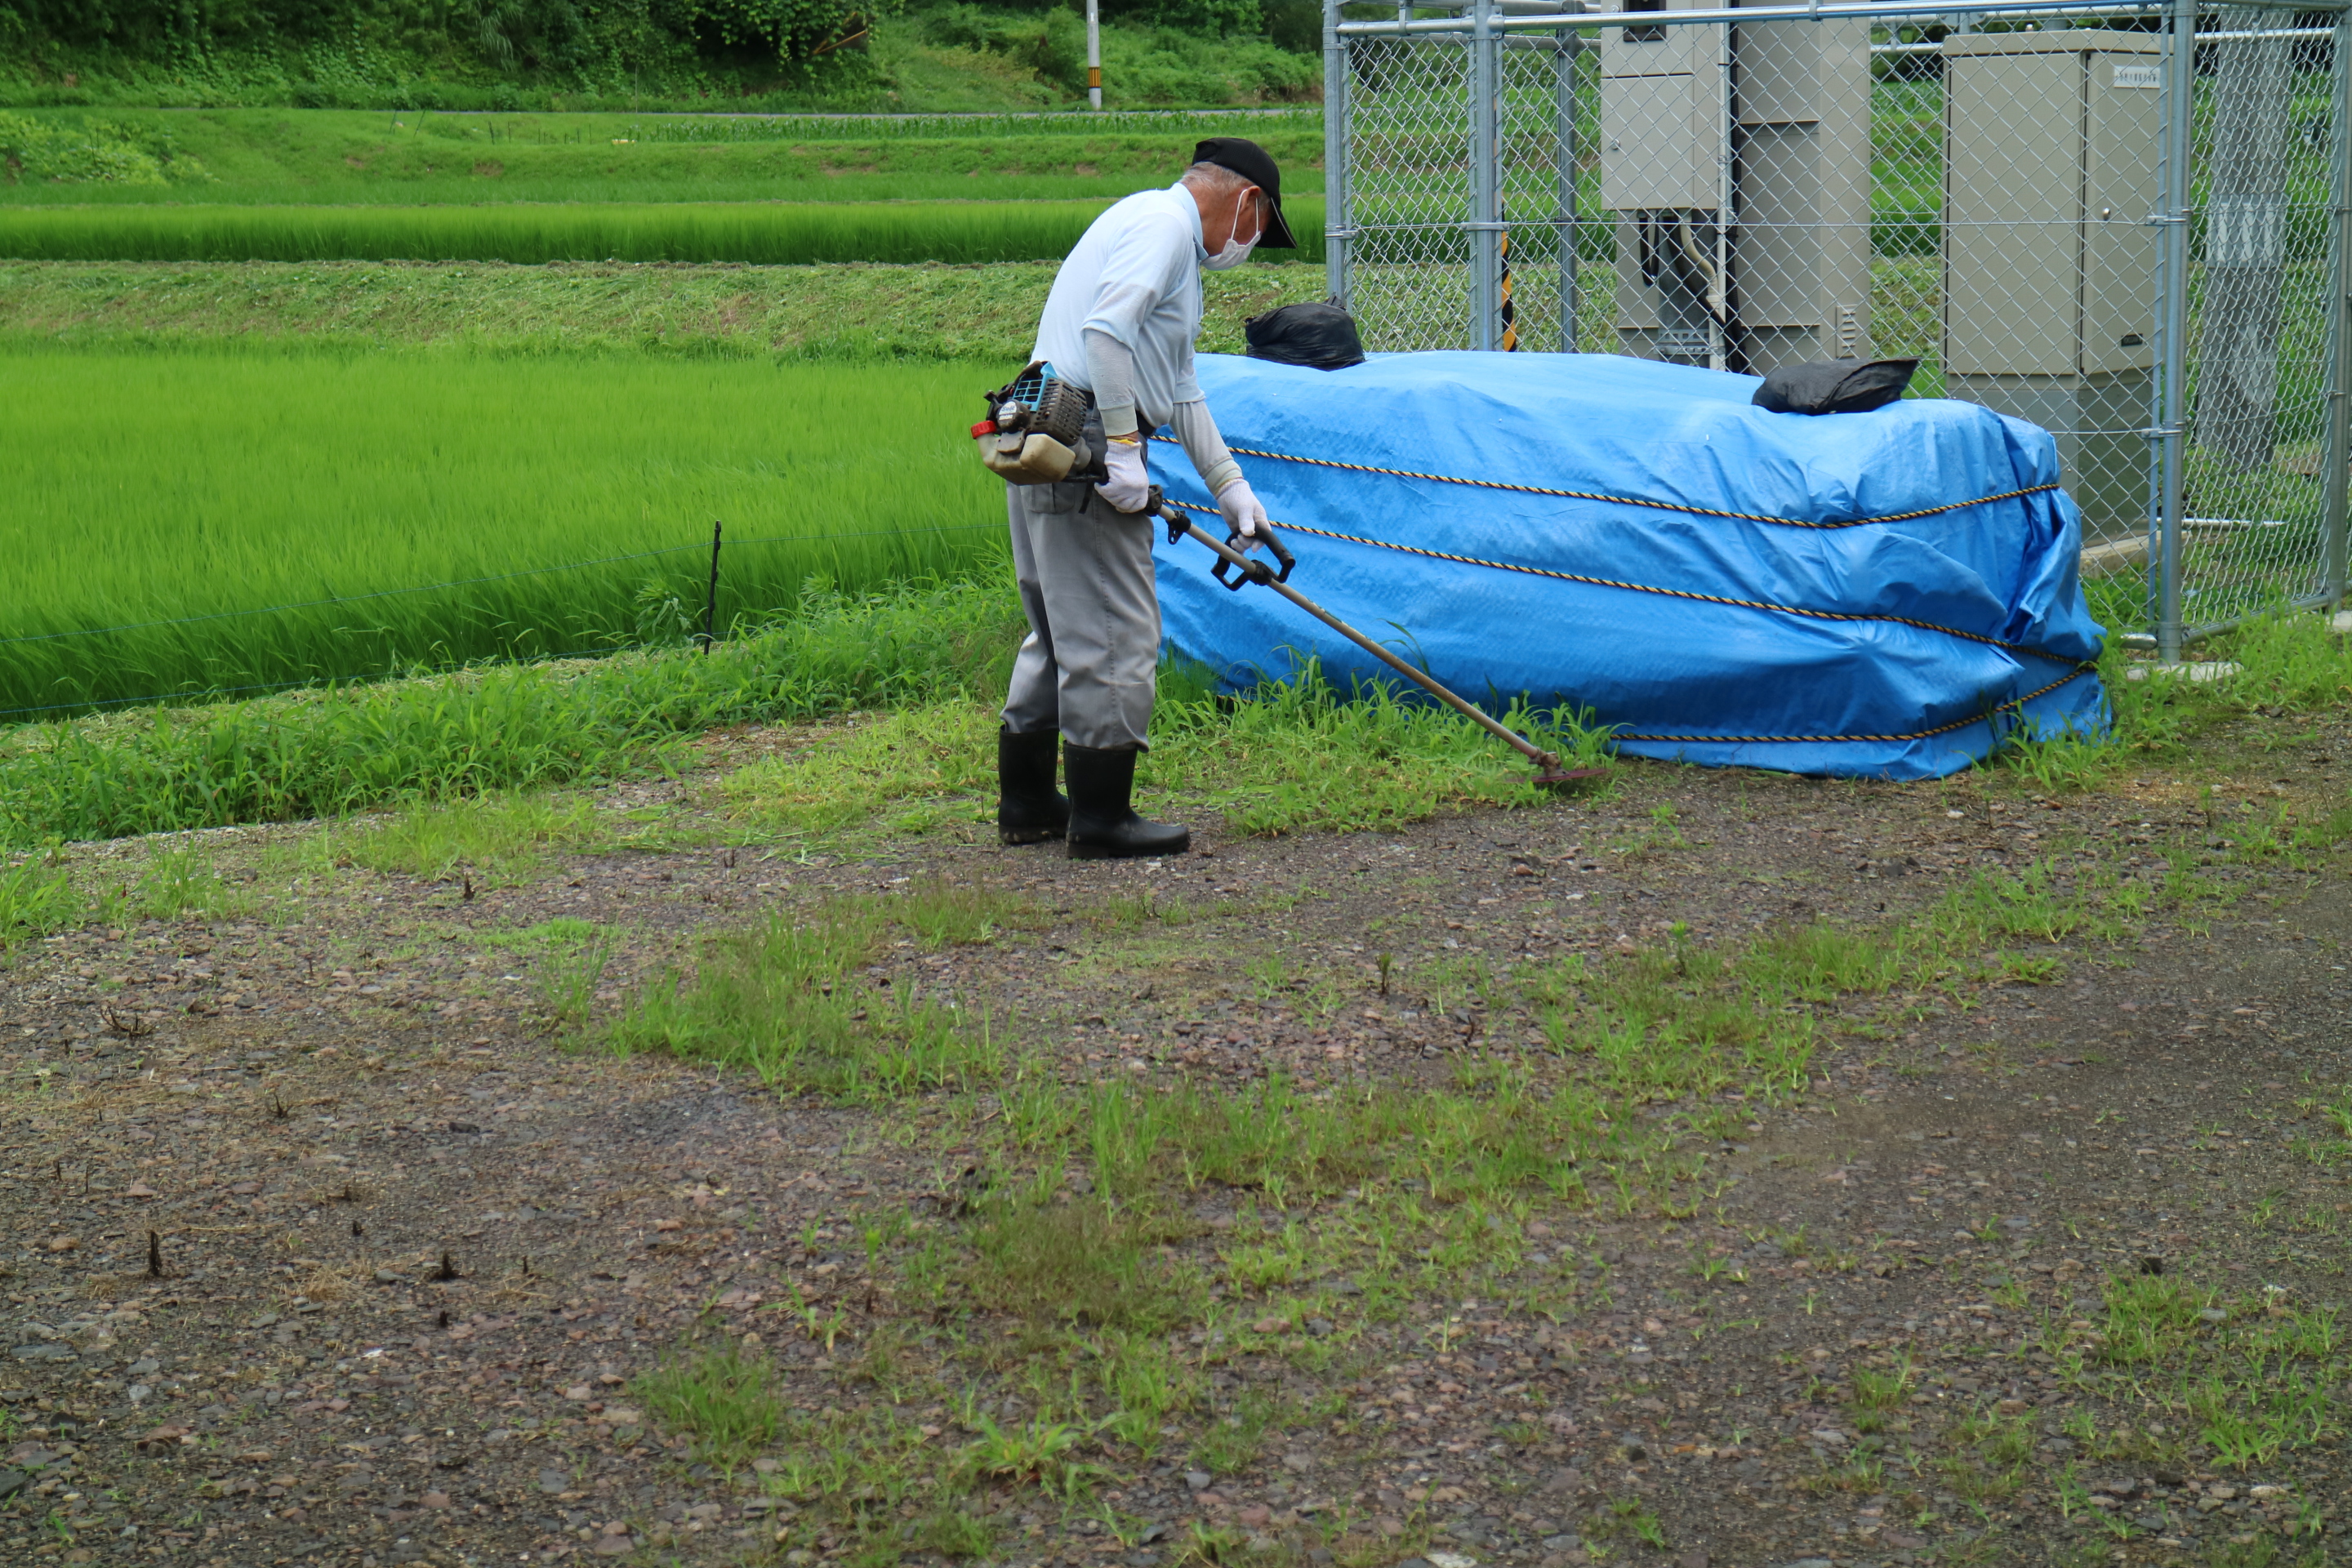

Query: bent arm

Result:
[1083,328,1140,441]
[1169,399,1242,497]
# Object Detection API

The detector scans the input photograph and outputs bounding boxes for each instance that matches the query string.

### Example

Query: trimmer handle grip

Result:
[1211,523,1294,591]
[1137,485,1298,590]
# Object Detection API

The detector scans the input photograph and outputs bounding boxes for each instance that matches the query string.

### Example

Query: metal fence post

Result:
[2155,0,2197,665]
[1554,24,1583,352]
[1472,0,1501,351]
[2323,6,2352,608]
[1325,0,1351,309]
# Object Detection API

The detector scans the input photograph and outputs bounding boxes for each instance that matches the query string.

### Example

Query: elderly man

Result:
[994,137,1296,859]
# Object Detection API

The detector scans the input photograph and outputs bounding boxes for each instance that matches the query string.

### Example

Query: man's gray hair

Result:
[1180,160,1255,196]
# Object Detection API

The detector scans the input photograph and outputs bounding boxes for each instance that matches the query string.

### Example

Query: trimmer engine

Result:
[973,363,1095,484]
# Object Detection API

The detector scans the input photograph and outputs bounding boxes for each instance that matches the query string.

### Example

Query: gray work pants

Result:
[1000,470,1160,751]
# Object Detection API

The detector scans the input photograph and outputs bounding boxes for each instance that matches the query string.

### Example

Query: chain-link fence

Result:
[1321,0,2352,655]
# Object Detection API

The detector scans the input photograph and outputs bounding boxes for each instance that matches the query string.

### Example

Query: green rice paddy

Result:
[0,197,1328,265]
[0,343,1011,717]
[0,105,1330,727]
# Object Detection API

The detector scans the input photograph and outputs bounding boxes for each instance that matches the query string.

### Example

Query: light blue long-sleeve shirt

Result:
[1031,185,1205,430]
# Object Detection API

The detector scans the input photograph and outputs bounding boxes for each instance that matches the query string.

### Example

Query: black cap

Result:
[1192,136,1297,250]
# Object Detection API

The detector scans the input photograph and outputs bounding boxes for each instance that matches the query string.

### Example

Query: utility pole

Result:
[1088,0,1102,109]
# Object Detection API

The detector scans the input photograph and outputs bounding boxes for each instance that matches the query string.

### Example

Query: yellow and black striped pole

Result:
[1499,215,1518,352]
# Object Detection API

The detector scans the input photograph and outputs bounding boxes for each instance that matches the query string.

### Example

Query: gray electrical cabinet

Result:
[1729,13,1874,370]
[1600,0,1873,371]
[1943,29,2161,545]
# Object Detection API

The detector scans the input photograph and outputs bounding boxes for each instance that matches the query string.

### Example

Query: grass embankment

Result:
[0,195,1330,265]
[0,256,1325,356]
[0,108,1325,207]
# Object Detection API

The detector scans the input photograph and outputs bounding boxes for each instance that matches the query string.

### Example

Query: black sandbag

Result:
[1751,357,1920,415]
[1244,302,1367,370]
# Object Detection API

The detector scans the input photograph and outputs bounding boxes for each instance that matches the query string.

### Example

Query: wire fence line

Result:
[2,643,696,722]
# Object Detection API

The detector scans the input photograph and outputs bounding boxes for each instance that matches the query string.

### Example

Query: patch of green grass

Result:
[1751,921,1904,1000]
[1927,858,2125,948]
[2002,604,2352,779]
[961,1192,1194,1332]
[896,879,1051,947]
[1851,1356,1916,1412]
[608,896,1006,1100]
[730,668,1621,844]
[764,1405,955,1560]
[1586,1494,1668,1548]
[912,1508,999,1559]
[631,1341,784,1475]
[0,108,1325,209]
[958,1411,1105,1497]
[0,853,81,947]
[2098,1272,2216,1365]
[726,705,999,840]
[1094,1328,1202,1459]
[127,841,256,922]
[1189,1389,1283,1476]
[2203,1539,2330,1568]
[1147,666,1619,838]
[319,791,597,883]
[532,930,615,1036]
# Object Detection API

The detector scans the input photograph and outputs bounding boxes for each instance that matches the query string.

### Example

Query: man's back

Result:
[1032,185,1205,430]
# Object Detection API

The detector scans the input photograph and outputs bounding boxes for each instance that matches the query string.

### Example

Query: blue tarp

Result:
[1151,351,2107,781]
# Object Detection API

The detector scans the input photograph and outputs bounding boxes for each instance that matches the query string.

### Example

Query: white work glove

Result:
[1095,436,1151,514]
[1215,476,1269,550]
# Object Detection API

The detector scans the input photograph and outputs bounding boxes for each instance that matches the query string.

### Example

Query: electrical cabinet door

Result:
[1599,69,1720,210]
[2083,50,2163,375]
[1944,48,2081,377]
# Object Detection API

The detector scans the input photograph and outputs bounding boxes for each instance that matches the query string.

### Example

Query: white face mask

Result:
[1203,187,1263,272]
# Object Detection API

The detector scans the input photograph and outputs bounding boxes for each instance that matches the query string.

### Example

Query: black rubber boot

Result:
[996,726,1069,845]
[1064,742,1190,860]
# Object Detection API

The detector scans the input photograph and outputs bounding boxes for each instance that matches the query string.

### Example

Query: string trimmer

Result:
[1143,487,1596,791]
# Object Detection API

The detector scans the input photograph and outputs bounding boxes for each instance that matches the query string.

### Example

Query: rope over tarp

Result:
[1608,664,2100,746]
[1164,498,2082,665]
[1152,433,2064,530]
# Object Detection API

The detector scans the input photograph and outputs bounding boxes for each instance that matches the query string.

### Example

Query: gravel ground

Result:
[3,715,2348,1568]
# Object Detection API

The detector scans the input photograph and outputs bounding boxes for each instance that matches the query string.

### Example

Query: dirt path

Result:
[2,726,2347,1568]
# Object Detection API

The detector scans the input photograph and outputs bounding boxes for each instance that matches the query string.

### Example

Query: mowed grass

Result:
[0,258,1330,362]
[0,342,1009,715]
[0,197,1329,265]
